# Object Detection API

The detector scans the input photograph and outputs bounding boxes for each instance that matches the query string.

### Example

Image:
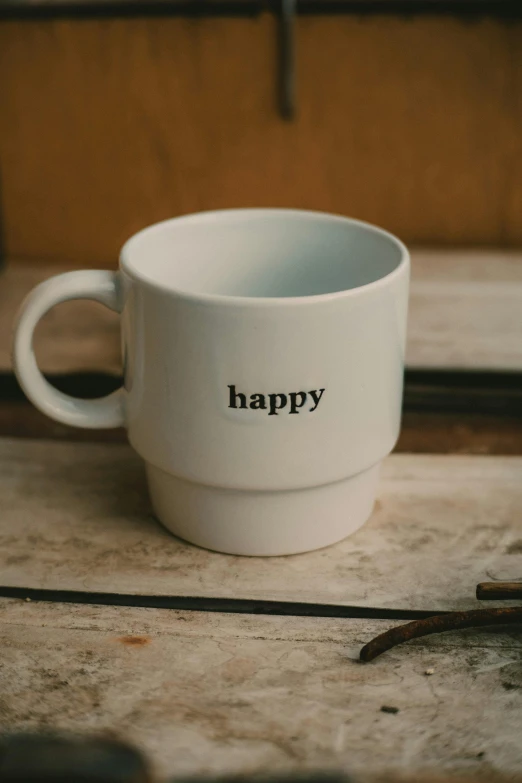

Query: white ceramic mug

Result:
[13,209,409,556]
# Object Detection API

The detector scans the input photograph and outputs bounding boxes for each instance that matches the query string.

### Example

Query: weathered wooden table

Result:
[1,252,522,780]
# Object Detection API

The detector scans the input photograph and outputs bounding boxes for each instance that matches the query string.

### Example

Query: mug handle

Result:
[12,270,125,429]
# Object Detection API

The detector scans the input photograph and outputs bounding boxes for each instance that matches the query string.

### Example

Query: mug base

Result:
[146,462,380,557]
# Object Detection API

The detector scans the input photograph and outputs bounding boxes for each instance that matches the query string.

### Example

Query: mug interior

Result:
[121,210,406,300]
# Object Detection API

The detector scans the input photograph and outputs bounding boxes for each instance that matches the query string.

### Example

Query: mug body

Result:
[119,209,409,555]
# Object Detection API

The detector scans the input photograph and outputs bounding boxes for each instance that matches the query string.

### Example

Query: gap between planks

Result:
[0,585,442,621]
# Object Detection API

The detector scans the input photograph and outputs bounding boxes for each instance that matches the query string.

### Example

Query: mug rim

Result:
[120,208,410,306]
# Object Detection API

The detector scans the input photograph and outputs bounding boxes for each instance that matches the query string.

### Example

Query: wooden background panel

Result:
[1,0,512,10]
[1,599,522,778]
[1,438,521,611]
[1,15,522,264]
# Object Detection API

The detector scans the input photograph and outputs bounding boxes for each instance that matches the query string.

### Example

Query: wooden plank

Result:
[408,250,522,371]
[1,0,253,8]
[1,437,521,611]
[396,412,522,456]
[0,262,122,374]
[1,598,521,777]
[3,249,522,374]
[0,0,509,11]
[2,16,522,264]
[3,402,522,455]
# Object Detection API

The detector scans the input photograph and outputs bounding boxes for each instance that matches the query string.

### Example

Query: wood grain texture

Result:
[1,437,521,611]
[3,249,522,374]
[2,15,522,263]
[1,598,521,778]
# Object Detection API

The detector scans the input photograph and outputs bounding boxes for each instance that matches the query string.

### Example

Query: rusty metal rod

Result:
[360,607,522,662]
[476,581,522,601]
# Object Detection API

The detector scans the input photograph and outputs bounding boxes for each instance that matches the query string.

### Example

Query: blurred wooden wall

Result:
[1,11,522,265]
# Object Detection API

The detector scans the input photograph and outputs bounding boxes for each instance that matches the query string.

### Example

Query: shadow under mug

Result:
[13,209,409,556]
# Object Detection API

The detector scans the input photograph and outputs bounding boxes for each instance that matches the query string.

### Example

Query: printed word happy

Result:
[228,385,325,416]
